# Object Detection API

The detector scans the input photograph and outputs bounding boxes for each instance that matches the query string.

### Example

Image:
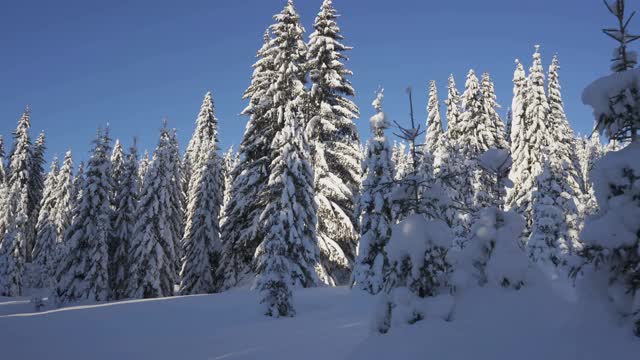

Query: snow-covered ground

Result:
[0,284,638,359]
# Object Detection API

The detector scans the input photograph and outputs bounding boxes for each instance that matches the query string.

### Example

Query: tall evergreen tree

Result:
[218,29,276,289]
[127,125,180,298]
[53,151,74,244]
[425,80,444,157]
[507,46,553,239]
[179,143,222,295]
[480,72,508,150]
[306,0,361,285]
[547,54,583,192]
[31,157,60,288]
[220,146,239,222]
[219,1,311,289]
[168,129,185,280]
[109,140,139,300]
[183,92,220,196]
[54,129,112,305]
[353,90,395,294]
[444,74,462,142]
[254,96,320,318]
[505,108,513,146]
[27,131,46,261]
[138,150,150,189]
[73,161,85,207]
[0,108,33,282]
[0,189,28,296]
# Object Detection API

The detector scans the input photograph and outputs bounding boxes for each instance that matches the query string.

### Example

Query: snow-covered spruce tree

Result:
[31,157,60,288]
[353,90,395,294]
[107,139,125,298]
[27,131,46,261]
[53,129,112,305]
[254,102,320,317]
[1,109,32,263]
[218,29,276,290]
[220,1,312,289]
[138,150,150,189]
[52,151,74,245]
[180,92,223,294]
[480,72,508,150]
[109,140,139,300]
[579,0,640,336]
[0,189,29,296]
[183,91,221,201]
[253,1,326,317]
[72,160,85,209]
[424,80,444,170]
[306,0,362,285]
[445,74,462,143]
[376,214,453,334]
[179,143,222,295]
[528,156,581,270]
[547,54,584,192]
[127,126,181,299]
[507,47,553,239]
[220,146,239,221]
[169,129,185,279]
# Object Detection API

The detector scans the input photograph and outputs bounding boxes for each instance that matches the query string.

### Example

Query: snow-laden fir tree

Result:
[547,54,584,192]
[54,129,112,305]
[127,125,181,298]
[220,1,313,289]
[218,29,276,290]
[252,0,325,317]
[254,99,320,317]
[138,150,150,189]
[26,131,46,261]
[306,0,362,285]
[425,80,444,155]
[1,109,32,271]
[352,90,395,294]
[528,156,582,270]
[107,139,125,298]
[109,140,139,300]
[507,47,553,239]
[169,129,185,278]
[220,146,239,221]
[579,0,640,336]
[444,74,462,143]
[179,143,222,295]
[0,189,28,296]
[31,157,60,288]
[181,92,222,290]
[52,151,74,245]
[183,91,221,201]
[72,161,85,209]
[480,72,508,150]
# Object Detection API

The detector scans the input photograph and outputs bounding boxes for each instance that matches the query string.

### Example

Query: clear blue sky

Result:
[0,0,620,163]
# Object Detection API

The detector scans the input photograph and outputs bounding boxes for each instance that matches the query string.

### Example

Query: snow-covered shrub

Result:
[376,214,453,333]
[579,0,640,336]
[579,142,640,335]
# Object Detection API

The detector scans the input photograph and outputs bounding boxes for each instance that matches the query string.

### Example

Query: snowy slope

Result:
[0,285,638,360]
